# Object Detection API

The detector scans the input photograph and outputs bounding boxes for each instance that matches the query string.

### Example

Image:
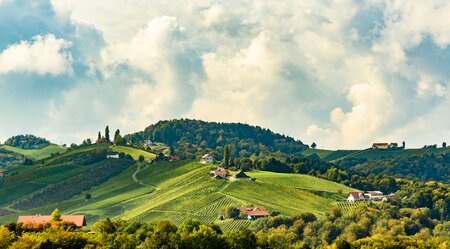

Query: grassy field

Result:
[111,145,156,161]
[0,155,355,229]
[1,144,67,160]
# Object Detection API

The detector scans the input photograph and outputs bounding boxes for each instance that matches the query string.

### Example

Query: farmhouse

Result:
[201,154,214,164]
[364,191,384,201]
[210,167,227,178]
[239,207,269,220]
[168,155,180,161]
[18,215,87,228]
[347,192,367,202]
[372,143,389,149]
[106,154,120,159]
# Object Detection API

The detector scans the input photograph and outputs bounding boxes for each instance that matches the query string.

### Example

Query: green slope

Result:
[1,144,67,160]
[0,158,357,231]
[110,145,156,161]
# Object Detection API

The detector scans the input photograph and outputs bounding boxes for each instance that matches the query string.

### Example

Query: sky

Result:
[0,0,450,149]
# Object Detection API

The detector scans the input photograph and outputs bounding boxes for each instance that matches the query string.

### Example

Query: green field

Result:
[1,144,67,160]
[0,150,355,230]
[111,145,156,161]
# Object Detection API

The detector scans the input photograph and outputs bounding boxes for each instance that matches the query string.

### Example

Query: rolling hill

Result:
[1,144,67,161]
[0,146,357,230]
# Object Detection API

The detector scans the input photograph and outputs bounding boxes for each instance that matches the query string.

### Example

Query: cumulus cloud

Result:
[1,0,450,148]
[0,34,72,75]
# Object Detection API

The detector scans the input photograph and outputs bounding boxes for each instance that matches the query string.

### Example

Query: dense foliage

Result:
[4,135,50,149]
[0,148,25,168]
[340,153,450,183]
[2,205,450,248]
[124,119,307,160]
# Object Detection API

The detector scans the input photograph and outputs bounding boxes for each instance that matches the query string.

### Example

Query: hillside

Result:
[0,148,26,168]
[125,119,308,160]
[0,155,356,230]
[1,144,67,161]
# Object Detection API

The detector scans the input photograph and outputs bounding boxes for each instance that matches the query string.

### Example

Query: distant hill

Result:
[4,135,50,149]
[303,147,450,183]
[125,119,307,159]
[1,144,67,161]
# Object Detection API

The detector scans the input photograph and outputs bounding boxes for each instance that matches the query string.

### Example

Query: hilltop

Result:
[125,119,308,160]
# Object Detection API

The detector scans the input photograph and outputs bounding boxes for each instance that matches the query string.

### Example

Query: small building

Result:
[347,192,367,202]
[201,154,214,164]
[211,167,227,178]
[389,143,398,149]
[372,143,389,149]
[18,215,87,228]
[239,207,269,220]
[365,191,384,201]
[168,155,180,161]
[382,193,398,201]
[106,154,120,159]
[235,170,250,179]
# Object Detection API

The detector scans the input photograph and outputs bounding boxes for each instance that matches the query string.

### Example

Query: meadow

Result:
[1,144,66,160]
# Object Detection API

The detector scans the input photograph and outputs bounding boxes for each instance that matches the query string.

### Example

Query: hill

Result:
[0,153,356,230]
[0,148,26,169]
[4,134,50,149]
[1,144,67,161]
[124,119,308,160]
[110,145,156,161]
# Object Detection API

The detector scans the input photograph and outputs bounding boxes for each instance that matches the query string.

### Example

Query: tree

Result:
[97,132,102,143]
[138,155,145,162]
[114,129,120,141]
[113,129,124,145]
[105,126,110,143]
[51,208,62,222]
[311,142,317,149]
[224,145,230,168]
[402,141,406,148]
[443,142,447,148]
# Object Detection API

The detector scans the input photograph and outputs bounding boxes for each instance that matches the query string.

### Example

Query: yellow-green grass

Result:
[302,148,335,159]
[111,145,156,161]
[246,171,357,194]
[1,144,67,160]
[0,160,356,228]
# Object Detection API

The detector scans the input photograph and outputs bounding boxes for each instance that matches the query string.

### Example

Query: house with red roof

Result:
[201,154,214,163]
[347,192,367,202]
[239,207,269,220]
[210,167,227,178]
[18,215,86,228]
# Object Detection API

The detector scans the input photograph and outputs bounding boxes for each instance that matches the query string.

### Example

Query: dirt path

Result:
[132,163,152,187]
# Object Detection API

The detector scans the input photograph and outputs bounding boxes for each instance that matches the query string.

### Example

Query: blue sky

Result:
[0,0,449,149]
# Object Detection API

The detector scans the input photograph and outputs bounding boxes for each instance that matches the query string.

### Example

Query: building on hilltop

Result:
[372,143,389,149]
[239,207,269,220]
[106,153,120,159]
[210,167,227,178]
[18,215,87,228]
[364,191,384,201]
[201,154,214,164]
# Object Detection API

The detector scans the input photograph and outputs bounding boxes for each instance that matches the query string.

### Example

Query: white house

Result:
[201,154,214,164]
[347,192,367,202]
[365,191,384,201]
[106,154,120,159]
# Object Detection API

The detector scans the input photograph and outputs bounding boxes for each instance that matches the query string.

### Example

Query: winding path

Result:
[132,163,152,187]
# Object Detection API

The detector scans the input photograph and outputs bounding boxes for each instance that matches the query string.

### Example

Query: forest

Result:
[3,135,50,150]
[124,119,308,159]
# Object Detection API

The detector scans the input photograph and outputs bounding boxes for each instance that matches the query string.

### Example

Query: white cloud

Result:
[0,34,72,75]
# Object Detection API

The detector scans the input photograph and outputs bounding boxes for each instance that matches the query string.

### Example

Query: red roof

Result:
[201,154,211,159]
[239,207,269,216]
[18,215,86,227]
[348,192,366,199]
[372,143,388,146]
[214,169,227,176]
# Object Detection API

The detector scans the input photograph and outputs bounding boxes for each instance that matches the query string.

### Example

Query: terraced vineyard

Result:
[335,201,371,213]
[0,148,357,229]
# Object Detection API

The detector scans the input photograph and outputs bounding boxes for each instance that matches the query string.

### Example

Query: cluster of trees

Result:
[124,119,308,160]
[3,135,50,149]
[343,153,450,183]
[2,204,450,248]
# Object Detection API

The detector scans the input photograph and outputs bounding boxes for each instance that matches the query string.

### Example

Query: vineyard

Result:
[335,201,371,213]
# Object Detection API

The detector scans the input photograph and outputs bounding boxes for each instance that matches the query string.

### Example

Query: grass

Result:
[302,148,334,159]
[111,145,156,161]
[1,144,67,160]
[0,154,357,229]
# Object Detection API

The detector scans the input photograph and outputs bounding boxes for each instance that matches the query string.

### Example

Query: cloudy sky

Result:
[0,0,449,149]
